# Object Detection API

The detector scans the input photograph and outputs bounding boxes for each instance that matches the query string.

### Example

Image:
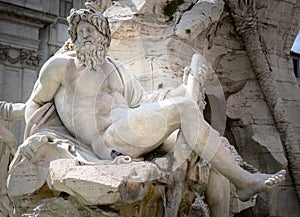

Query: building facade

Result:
[0,0,84,145]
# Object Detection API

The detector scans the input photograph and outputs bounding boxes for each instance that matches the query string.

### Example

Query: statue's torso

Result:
[54,59,129,145]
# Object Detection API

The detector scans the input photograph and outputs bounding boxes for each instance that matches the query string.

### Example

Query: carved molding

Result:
[0,43,42,68]
[0,2,56,25]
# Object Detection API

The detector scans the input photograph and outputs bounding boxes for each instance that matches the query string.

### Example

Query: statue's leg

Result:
[206,167,230,217]
[96,98,186,159]
[198,135,285,202]
[100,96,285,201]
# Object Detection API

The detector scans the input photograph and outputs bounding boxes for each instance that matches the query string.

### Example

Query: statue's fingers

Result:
[20,147,32,160]
[22,153,31,160]
[26,146,36,159]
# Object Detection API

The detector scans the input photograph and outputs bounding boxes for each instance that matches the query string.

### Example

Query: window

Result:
[59,0,73,18]
[293,59,300,78]
[291,31,300,78]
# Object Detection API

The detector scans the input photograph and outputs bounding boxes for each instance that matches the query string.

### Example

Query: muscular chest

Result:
[65,67,124,96]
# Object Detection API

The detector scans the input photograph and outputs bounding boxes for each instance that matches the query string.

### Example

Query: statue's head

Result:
[67,8,111,70]
[67,8,111,49]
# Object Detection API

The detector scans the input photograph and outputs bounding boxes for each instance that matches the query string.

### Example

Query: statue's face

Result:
[74,20,107,70]
[75,21,103,51]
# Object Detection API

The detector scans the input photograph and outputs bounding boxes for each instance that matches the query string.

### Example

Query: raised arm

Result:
[25,56,70,123]
[158,54,208,104]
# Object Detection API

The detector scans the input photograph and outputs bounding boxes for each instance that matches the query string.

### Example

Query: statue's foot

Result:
[237,170,286,202]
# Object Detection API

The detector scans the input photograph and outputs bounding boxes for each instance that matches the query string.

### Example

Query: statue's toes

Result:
[265,178,276,186]
[265,170,286,186]
[277,170,286,182]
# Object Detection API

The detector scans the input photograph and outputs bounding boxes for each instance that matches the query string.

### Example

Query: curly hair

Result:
[67,8,111,48]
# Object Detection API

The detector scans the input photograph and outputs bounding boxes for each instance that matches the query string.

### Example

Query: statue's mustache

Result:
[82,37,94,45]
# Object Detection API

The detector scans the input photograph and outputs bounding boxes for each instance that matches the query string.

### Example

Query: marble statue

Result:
[8,7,286,216]
[0,101,25,216]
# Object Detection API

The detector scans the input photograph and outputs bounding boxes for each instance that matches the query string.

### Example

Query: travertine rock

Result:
[22,197,104,217]
[175,0,225,40]
[47,158,162,205]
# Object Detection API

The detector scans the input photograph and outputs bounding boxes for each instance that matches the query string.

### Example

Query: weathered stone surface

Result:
[47,159,162,205]
[175,0,224,40]
[21,197,104,217]
[226,81,275,125]
[251,125,288,167]
[7,159,47,198]
[281,100,300,136]
[277,81,300,101]
[104,0,147,33]
[7,135,77,198]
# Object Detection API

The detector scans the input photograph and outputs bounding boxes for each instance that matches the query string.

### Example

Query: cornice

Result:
[0,2,57,25]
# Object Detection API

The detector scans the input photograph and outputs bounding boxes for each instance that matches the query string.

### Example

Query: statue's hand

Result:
[19,135,48,159]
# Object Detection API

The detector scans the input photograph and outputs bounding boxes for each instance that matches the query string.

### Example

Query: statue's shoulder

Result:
[52,51,76,64]
[38,52,76,83]
[43,51,76,71]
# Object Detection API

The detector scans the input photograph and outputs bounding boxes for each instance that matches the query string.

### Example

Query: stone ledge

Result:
[0,2,56,25]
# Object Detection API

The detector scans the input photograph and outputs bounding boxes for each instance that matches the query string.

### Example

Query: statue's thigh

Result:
[104,102,181,149]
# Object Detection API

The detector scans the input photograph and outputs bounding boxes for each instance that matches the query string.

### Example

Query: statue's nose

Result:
[82,30,89,38]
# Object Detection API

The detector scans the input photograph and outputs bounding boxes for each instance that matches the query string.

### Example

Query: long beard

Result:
[76,41,106,72]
